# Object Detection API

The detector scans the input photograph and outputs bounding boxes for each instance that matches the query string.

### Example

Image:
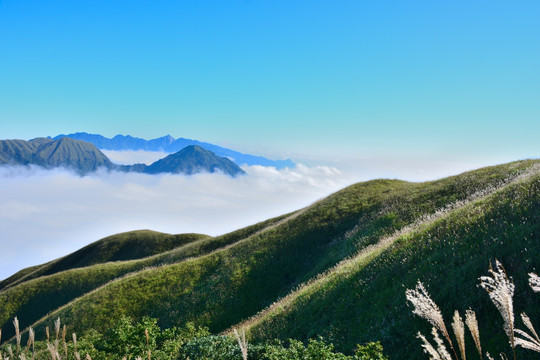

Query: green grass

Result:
[246,166,540,359]
[0,214,291,340]
[0,230,210,290]
[7,160,535,347]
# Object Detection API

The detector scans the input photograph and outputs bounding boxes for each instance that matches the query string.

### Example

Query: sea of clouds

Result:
[0,150,493,280]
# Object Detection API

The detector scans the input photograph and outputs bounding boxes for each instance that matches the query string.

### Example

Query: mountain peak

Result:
[144,145,245,176]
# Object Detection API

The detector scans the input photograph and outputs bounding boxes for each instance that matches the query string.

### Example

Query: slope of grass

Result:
[245,166,540,359]
[0,231,210,290]
[18,160,538,345]
[0,213,292,340]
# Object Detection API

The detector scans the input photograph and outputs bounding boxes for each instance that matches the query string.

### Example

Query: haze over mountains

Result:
[0,137,245,176]
[54,132,295,169]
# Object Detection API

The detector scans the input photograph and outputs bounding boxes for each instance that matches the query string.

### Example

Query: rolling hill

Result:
[1,159,539,359]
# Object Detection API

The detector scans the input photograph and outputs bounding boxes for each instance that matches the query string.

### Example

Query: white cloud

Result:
[0,163,355,280]
[0,152,504,281]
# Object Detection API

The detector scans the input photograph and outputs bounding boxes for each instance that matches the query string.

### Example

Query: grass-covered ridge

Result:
[0,214,292,340]
[245,163,540,359]
[0,230,210,291]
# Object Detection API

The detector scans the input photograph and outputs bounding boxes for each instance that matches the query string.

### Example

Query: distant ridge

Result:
[0,137,114,174]
[0,138,245,176]
[53,132,295,169]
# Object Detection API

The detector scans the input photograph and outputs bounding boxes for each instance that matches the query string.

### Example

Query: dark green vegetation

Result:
[0,316,387,359]
[0,138,245,176]
[0,137,113,174]
[143,145,245,176]
[1,160,539,359]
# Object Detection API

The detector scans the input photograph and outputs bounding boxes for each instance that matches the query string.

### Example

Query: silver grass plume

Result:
[54,318,61,341]
[514,312,540,353]
[234,327,248,360]
[13,317,20,354]
[479,260,515,358]
[26,327,35,353]
[417,332,442,360]
[73,333,78,352]
[47,343,59,360]
[452,311,466,360]
[432,328,452,360]
[406,281,458,359]
[528,273,540,293]
[465,310,482,359]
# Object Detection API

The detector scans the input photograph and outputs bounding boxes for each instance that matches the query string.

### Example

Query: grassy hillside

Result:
[245,165,540,359]
[0,214,291,340]
[6,160,534,349]
[0,230,210,290]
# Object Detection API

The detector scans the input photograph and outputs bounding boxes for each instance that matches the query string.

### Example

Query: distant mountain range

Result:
[0,137,245,176]
[53,132,295,169]
[0,137,114,175]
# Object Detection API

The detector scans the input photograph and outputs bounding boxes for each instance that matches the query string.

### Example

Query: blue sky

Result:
[0,0,539,162]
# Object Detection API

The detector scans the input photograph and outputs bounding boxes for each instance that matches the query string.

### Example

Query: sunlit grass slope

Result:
[0,231,210,290]
[0,214,290,340]
[15,160,537,348]
[245,164,540,359]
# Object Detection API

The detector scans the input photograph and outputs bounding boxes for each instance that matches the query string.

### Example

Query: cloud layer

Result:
[0,151,502,280]
[0,163,355,280]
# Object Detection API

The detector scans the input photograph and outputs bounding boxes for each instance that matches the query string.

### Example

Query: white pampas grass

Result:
[479,260,515,353]
[432,328,453,360]
[452,311,466,360]
[514,312,540,353]
[234,327,248,360]
[465,309,482,358]
[528,273,540,293]
[406,281,458,359]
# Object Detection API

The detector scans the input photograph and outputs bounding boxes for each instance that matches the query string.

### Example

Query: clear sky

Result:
[1,0,539,162]
[0,1,539,280]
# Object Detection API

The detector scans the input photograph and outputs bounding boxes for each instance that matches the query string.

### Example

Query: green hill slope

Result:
[0,214,291,340]
[244,165,540,359]
[4,160,534,350]
[0,230,210,291]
